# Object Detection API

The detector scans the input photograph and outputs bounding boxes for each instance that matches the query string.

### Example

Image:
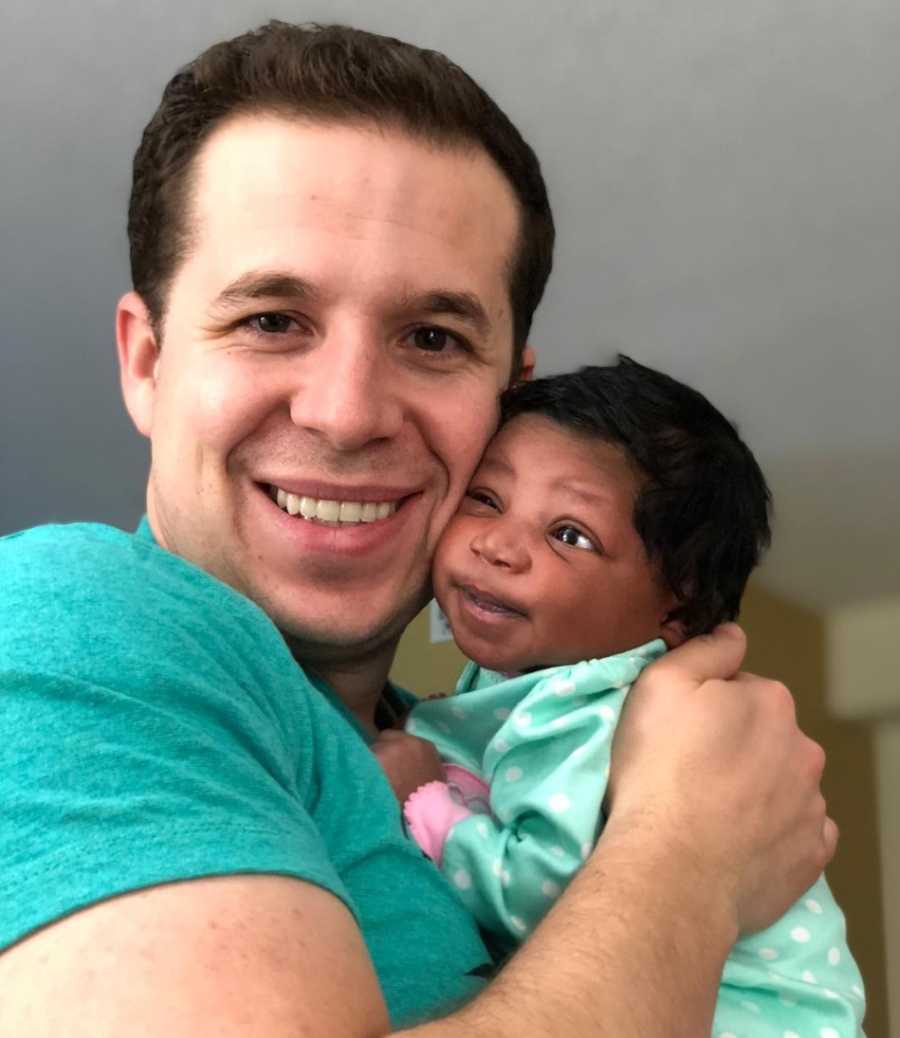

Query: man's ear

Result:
[116,291,160,438]
[514,344,536,383]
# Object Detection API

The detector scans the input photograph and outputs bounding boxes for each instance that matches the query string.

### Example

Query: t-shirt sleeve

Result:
[0,525,351,950]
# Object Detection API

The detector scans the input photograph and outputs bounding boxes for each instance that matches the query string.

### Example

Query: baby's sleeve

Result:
[439,673,627,943]
[714,875,866,1037]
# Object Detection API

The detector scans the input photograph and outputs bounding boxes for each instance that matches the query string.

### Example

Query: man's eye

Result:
[410,326,463,353]
[248,312,295,334]
[552,525,595,551]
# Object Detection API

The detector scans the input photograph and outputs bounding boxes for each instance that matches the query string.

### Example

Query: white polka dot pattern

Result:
[453,869,471,890]
[550,677,575,696]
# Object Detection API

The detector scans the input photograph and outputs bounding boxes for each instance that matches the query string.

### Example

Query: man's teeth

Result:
[273,487,398,523]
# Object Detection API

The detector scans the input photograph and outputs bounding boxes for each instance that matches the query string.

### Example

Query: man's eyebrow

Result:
[208,276,493,336]
[399,290,492,338]
[209,270,319,312]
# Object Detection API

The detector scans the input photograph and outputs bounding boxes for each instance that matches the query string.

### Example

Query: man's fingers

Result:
[650,622,747,686]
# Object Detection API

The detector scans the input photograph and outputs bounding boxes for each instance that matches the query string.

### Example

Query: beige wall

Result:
[741,584,888,1037]
[391,584,889,1036]
[391,606,467,697]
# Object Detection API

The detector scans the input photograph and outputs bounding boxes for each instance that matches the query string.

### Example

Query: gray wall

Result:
[2,0,899,609]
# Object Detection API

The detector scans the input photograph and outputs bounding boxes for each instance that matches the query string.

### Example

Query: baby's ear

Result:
[660,610,688,649]
[515,345,536,383]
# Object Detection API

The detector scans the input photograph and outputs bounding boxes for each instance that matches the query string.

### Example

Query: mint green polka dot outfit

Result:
[406,640,867,1036]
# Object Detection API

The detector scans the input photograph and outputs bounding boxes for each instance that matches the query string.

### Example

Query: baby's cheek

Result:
[542,594,608,662]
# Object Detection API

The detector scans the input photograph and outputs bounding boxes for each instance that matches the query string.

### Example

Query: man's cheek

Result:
[188,365,270,451]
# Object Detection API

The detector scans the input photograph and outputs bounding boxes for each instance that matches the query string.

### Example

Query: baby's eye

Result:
[466,489,498,510]
[552,525,595,551]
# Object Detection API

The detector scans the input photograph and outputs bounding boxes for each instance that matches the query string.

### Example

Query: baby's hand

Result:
[371,729,445,805]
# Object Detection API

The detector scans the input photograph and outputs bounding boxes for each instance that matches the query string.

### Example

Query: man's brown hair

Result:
[128,21,555,367]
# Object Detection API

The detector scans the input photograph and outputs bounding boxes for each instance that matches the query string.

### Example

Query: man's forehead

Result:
[190,112,519,238]
[180,113,519,346]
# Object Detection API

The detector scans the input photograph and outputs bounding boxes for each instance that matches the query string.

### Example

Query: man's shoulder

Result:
[0,522,343,789]
[2,519,257,617]
[1,519,133,556]
[1,520,173,592]
[1,521,143,612]
[0,520,292,689]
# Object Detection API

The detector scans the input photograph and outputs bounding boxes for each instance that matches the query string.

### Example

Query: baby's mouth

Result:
[459,583,528,619]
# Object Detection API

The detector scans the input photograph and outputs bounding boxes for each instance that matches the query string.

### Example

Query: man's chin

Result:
[270,594,428,668]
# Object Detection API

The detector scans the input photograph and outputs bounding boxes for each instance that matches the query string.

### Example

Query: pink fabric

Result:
[404,766,491,867]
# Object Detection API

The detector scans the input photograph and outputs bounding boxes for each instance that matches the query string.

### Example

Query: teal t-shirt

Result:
[0,521,490,1026]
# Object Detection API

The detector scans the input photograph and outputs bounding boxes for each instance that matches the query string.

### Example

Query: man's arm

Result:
[0,875,391,1038]
[0,625,834,1037]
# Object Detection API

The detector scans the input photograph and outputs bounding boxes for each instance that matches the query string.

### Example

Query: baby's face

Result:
[433,414,677,673]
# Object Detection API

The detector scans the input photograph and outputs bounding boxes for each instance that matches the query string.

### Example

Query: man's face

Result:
[129,115,519,658]
[433,415,677,673]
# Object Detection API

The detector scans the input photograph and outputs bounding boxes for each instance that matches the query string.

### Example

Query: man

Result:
[0,22,834,1036]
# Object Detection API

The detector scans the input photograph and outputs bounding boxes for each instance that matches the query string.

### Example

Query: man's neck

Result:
[293,641,398,738]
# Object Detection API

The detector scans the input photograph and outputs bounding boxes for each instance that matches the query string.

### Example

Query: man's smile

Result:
[268,484,404,525]
[249,479,426,557]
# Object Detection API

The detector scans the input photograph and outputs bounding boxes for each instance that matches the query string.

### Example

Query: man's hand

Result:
[371,729,446,805]
[607,622,836,936]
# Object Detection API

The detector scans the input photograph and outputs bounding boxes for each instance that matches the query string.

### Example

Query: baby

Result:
[403,356,866,1036]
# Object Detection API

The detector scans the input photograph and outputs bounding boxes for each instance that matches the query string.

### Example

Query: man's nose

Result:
[289,332,403,451]
[469,520,531,574]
